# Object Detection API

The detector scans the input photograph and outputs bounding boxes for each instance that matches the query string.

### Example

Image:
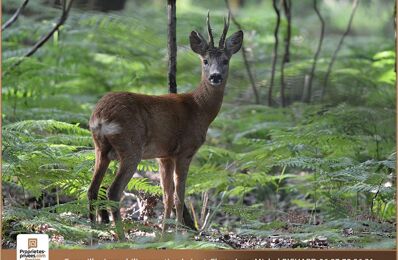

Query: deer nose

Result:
[209,73,223,85]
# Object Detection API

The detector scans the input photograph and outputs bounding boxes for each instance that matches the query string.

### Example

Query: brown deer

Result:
[88,13,243,235]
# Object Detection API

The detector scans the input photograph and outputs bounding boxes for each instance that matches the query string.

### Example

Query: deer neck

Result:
[192,75,227,125]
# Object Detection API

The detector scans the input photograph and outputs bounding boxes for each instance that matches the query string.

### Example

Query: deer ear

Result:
[190,31,208,55]
[225,30,243,55]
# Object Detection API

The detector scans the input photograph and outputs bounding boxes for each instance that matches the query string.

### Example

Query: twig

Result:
[370,182,383,216]
[8,0,75,70]
[200,212,211,232]
[305,0,325,103]
[370,165,385,216]
[25,0,74,58]
[2,0,30,31]
[268,0,281,106]
[167,0,177,94]
[321,0,359,100]
[199,191,209,226]
[280,0,291,107]
[225,0,260,104]
[200,189,228,232]
[182,203,197,230]
[189,201,199,230]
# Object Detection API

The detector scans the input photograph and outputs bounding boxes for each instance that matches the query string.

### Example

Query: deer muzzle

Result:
[209,73,223,86]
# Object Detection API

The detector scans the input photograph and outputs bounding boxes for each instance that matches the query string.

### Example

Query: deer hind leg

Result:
[158,158,175,232]
[106,139,142,239]
[174,156,192,228]
[88,146,110,224]
[97,187,110,223]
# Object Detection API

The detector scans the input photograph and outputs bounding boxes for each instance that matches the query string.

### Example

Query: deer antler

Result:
[207,11,214,48]
[219,12,230,48]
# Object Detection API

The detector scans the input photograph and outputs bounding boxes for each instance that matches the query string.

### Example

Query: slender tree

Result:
[6,0,75,71]
[167,0,177,94]
[166,0,196,229]
[268,0,281,106]
[225,0,260,104]
[24,0,74,58]
[280,0,291,107]
[2,0,30,31]
[321,0,359,100]
[304,0,325,103]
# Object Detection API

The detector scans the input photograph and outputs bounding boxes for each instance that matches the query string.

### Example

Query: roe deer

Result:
[88,13,243,235]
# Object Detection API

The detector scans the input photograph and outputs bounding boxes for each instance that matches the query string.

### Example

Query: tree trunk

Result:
[2,0,30,31]
[7,0,75,70]
[167,0,177,94]
[304,0,325,103]
[268,0,280,106]
[166,0,195,229]
[321,0,359,100]
[280,0,291,107]
[225,0,260,104]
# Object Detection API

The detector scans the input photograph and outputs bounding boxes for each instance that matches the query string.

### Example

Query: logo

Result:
[17,234,49,260]
[27,238,38,249]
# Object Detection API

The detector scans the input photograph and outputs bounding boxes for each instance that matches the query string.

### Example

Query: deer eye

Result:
[223,59,229,65]
[203,59,208,65]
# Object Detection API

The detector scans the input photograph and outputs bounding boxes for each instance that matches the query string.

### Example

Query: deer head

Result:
[189,12,243,87]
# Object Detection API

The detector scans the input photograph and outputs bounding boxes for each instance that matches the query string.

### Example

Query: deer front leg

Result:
[158,158,175,232]
[174,157,192,228]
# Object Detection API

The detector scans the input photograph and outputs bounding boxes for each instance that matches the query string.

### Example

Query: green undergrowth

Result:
[2,103,396,249]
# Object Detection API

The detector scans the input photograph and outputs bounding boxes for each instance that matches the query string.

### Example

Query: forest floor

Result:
[2,195,395,250]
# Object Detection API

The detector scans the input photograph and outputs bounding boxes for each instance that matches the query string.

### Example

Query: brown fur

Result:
[90,81,224,160]
[87,15,243,235]
[88,80,225,229]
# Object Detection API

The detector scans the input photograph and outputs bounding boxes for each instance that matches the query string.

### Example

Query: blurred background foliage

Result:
[1,0,396,249]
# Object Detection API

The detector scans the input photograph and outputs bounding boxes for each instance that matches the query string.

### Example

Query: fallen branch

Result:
[225,0,260,104]
[321,0,359,100]
[2,0,30,31]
